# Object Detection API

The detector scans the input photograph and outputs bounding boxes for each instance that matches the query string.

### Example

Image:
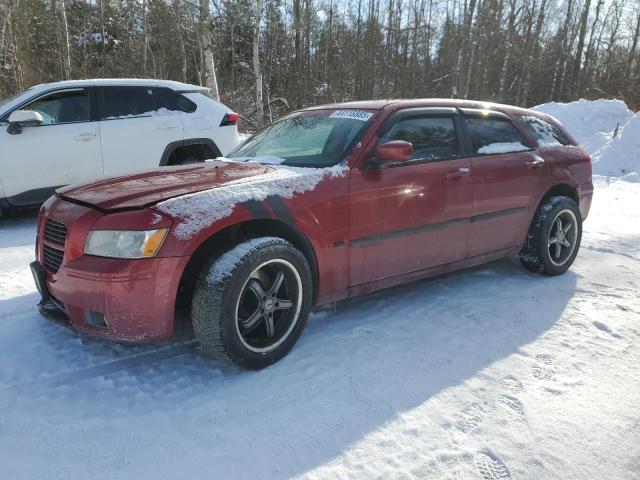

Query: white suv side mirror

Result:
[8,110,43,134]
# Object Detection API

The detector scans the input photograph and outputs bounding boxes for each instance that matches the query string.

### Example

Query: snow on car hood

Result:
[156,162,348,239]
[59,160,347,238]
[58,161,274,211]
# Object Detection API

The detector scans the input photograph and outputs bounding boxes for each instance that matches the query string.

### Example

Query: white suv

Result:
[0,79,241,214]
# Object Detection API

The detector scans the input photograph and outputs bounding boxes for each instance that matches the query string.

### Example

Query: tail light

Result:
[220,112,239,126]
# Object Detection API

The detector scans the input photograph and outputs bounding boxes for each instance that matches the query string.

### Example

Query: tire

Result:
[191,237,312,369]
[519,196,582,276]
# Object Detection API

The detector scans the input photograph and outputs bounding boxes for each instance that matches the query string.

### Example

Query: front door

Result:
[462,112,545,256]
[0,87,103,205]
[349,110,473,286]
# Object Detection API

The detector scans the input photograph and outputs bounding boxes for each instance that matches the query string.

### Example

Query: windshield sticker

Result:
[329,110,373,122]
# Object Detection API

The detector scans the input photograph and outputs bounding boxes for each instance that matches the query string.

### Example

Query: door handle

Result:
[158,122,178,130]
[74,133,97,141]
[446,167,470,178]
[526,158,545,167]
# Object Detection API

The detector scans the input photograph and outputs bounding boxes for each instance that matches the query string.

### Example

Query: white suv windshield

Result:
[227,110,374,167]
[0,93,19,107]
[0,87,37,116]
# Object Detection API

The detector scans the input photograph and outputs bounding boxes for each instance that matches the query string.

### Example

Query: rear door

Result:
[0,87,102,205]
[462,110,545,256]
[349,108,473,286]
[98,86,184,176]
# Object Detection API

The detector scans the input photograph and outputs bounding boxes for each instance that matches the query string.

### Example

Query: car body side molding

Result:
[351,206,526,247]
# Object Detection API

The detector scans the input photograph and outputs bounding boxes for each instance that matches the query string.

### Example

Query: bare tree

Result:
[200,0,219,100]
[253,0,263,129]
[572,0,593,92]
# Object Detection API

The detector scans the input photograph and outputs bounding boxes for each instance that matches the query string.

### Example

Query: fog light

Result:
[85,311,107,328]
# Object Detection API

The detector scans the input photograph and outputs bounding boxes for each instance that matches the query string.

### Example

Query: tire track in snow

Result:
[0,341,197,399]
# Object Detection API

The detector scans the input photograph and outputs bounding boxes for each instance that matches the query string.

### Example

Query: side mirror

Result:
[7,110,43,135]
[374,140,413,164]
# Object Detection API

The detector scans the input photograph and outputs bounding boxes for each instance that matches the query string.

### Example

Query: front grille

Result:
[44,219,67,246]
[43,244,64,273]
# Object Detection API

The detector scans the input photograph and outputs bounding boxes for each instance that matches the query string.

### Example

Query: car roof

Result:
[305,98,536,117]
[27,78,208,93]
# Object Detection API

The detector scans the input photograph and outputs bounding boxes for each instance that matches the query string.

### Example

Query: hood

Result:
[58,160,273,211]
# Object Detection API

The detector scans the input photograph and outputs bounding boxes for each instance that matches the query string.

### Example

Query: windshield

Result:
[0,90,30,108]
[227,110,375,167]
[0,87,38,117]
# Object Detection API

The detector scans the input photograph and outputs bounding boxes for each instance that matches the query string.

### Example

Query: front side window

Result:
[227,110,373,167]
[23,89,90,125]
[101,86,155,119]
[518,115,572,147]
[379,116,460,162]
[466,117,530,155]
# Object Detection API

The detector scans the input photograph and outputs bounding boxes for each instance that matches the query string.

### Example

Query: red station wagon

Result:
[31,99,593,369]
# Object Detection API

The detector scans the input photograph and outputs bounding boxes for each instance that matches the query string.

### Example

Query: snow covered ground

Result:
[1,100,639,480]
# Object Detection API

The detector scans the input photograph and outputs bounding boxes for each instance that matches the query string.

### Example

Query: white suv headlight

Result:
[84,229,169,259]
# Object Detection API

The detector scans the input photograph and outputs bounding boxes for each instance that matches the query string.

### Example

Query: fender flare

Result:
[160,138,222,166]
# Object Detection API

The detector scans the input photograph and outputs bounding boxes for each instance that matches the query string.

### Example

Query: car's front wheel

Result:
[191,237,312,369]
[519,196,582,276]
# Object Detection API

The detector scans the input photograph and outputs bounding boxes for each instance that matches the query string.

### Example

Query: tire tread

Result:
[519,195,582,276]
[191,237,310,369]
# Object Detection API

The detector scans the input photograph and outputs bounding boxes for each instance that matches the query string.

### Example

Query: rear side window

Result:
[380,116,460,162]
[154,88,197,113]
[519,115,572,146]
[466,117,530,155]
[23,89,90,124]
[100,86,155,119]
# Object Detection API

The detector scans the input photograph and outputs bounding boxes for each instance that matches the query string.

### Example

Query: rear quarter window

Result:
[465,117,531,155]
[519,115,573,147]
[154,88,197,113]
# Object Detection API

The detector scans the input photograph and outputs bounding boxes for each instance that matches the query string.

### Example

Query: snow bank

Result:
[593,114,640,180]
[532,99,633,154]
[157,164,347,239]
[533,98,639,180]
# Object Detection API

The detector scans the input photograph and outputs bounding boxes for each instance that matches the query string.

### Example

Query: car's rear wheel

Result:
[519,196,582,276]
[191,237,312,369]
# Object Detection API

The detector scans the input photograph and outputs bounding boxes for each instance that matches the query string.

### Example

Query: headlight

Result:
[84,229,169,259]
